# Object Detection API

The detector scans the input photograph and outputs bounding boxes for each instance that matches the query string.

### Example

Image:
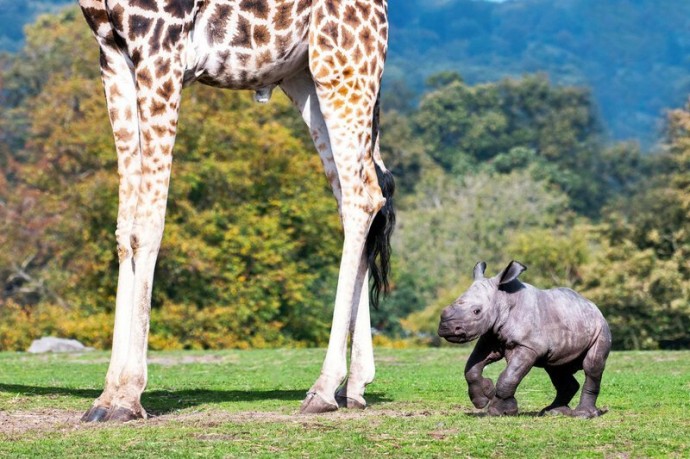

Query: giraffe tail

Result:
[366,93,395,310]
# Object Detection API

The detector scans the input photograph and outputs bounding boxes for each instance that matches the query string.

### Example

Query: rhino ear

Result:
[473,262,487,280]
[497,261,526,285]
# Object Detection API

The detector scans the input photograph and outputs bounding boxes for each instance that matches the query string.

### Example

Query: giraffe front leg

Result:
[101,49,183,421]
[82,38,143,422]
[81,8,186,418]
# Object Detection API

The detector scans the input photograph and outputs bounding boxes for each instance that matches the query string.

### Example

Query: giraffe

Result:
[77,0,394,421]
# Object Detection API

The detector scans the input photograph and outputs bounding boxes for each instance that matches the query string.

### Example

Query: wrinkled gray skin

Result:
[438,261,612,418]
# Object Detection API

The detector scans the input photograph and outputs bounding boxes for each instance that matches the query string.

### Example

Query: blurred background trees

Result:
[0,3,688,350]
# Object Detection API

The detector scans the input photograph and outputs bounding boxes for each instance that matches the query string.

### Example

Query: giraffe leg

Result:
[300,207,376,414]
[282,71,378,412]
[299,71,386,416]
[280,70,342,207]
[336,258,375,410]
[80,0,190,421]
[336,96,393,411]
[81,34,144,423]
[106,54,184,421]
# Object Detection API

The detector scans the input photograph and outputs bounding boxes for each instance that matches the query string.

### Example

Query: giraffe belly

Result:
[185,0,311,90]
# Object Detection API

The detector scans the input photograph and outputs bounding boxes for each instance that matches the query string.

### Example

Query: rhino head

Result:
[437,261,526,344]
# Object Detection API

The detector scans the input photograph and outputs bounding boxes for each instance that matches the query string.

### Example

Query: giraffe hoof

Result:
[300,392,338,414]
[81,406,110,423]
[105,406,146,422]
[335,394,367,410]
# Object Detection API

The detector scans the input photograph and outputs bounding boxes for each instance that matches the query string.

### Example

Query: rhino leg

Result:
[465,335,503,409]
[487,346,537,416]
[539,366,580,416]
[573,336,610,418]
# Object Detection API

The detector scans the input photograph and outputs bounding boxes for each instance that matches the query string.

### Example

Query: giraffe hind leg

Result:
[298,0,390,414]
[299,72,386,413]
[335,266,374,410]
[336,100,394,411]
[281,71,372,412]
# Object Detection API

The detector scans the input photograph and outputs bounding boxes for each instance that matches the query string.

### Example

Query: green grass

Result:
[1,348,689,457]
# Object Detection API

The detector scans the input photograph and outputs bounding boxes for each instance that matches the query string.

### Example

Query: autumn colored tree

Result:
[0,8,341,350]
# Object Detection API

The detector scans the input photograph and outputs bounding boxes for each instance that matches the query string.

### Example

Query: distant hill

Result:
[2,0,689,147]
[386,0,690,147]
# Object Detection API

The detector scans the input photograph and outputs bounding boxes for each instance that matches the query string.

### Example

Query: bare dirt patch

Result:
[0,409,83,439]
[0,406,437,439]
[147,406,436,427]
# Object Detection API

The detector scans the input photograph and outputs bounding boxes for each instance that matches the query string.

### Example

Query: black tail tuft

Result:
[366,166,395,309]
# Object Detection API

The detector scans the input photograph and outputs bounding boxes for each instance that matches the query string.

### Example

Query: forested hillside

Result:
[386,0,690,147]
[2,0,689,146]
[0,7,688,351]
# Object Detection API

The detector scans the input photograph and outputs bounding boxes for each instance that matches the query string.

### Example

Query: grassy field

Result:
[0,348,689,457]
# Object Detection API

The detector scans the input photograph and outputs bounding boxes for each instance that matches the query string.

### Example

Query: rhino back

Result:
[501,285,607,366]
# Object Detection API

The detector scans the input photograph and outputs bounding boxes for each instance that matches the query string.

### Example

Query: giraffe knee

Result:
[115,229,132,262]
[116,245,131,263]
[129,222,164,258]
[365,186,385,215]
[351,176,384,216]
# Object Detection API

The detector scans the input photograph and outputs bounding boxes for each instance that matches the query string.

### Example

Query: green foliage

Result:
[506,226,592,288]
[0,9,340,350]
[425,71,464,90]
[577,104,690,349]
[412,74,624,215]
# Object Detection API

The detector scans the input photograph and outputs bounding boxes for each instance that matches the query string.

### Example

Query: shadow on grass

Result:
[0,384,392,414]
[465,411,543,418]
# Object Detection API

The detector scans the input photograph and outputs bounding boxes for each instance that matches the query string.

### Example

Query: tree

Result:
[0,8,342,350]
[413,73,648,216]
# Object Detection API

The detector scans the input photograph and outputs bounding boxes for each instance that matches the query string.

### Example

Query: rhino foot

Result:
[539,405,573,417]
[487,396,518,416]
[469,377,496,409]
[572,407,607,419]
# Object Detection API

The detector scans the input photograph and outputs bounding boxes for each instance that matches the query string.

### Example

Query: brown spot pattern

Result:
[208,4,232,45]
[131,0,158,13]
[240,0,269,19]
[231,15,251,47]
[163,0,194,19]
[252,24,270,46]
[128,14,153,40]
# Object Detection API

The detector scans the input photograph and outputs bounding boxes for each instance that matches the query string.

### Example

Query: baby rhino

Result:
[438,261,611,418]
